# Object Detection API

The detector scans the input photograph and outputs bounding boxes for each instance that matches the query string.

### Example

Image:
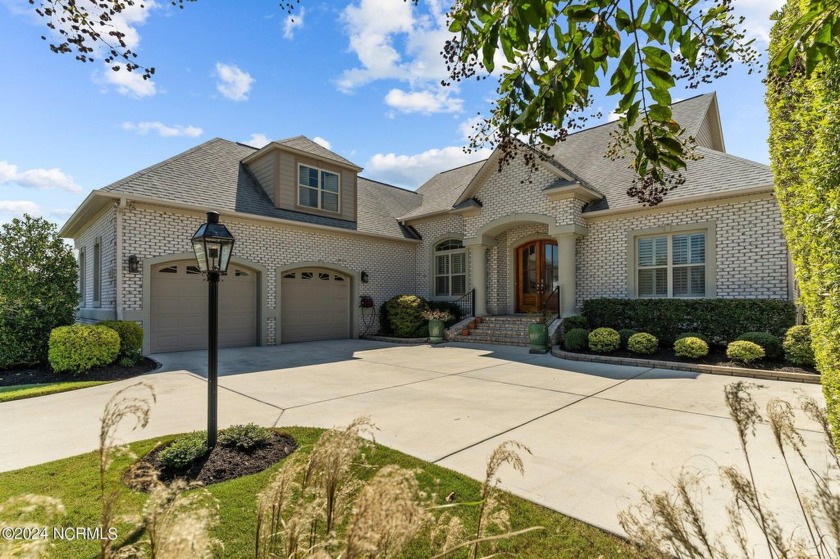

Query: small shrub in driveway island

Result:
[735,331,783,360]
[48,324,120,374]
[159,431,208,471]
[627,333,658,355]
[564,328,589,351]
[783,325,815,367]
[588,328,620,353]
[219,423,273,451]
[726,340,765,364]
[674,337,709,358]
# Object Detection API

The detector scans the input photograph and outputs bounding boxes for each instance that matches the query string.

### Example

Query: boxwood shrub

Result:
[158,431,208,471]
[562,315,588,334]
[564,328,589,351]
[581,298,795,345]
[727,341,765,364]
[382,295,429,337]
[219,423,273,451]
[674,337,709,358]
[627,333,658,355]
[48,324,120,374]
[675,332,710,345]
[736,332,783,360]
[618,329,637,349]
[783,325,815,367]
[99,320,143,361]
[588,328,620,353]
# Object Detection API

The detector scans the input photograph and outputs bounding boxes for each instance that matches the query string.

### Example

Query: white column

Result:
[469,244,488,316]
[554,233,578,317]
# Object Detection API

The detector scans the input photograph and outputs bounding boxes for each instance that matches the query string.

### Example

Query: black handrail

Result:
[453,289,475,319]
[542,286,560,323]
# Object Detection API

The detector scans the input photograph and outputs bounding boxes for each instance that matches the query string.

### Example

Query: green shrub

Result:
[564,328,589,351]
[158,431,208,471]
[384,295,429,338]
[98,320,143,360]
[675,332,710,345]
[0,216,78,368]
[48,325,120,374]
[427,301,462,327]
[562,315,588,335]
[726,341,765,364]
[736,332,783,360]
[588,328,620,353]
[674,337,709,358]
[581,298,796,345]
[628,333,658,355]
[618,329,638,349]
[783,325,815,367]
[219,423,273,451]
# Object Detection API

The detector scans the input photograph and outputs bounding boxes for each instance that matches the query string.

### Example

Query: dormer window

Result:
[299,164,340,212]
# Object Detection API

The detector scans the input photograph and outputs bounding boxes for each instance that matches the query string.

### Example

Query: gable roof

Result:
[62,138,418,240]
[243,135,362,171]
[399,92,772,220]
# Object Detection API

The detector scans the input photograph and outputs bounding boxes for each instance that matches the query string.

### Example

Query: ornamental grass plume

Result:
[0,495,64,559]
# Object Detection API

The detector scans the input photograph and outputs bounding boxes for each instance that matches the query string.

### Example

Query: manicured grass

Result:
[0,428,639,558]
[0,381,109,403]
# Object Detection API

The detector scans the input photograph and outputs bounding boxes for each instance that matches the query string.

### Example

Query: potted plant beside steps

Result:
[528,310,551,354]
[423,308,454,343]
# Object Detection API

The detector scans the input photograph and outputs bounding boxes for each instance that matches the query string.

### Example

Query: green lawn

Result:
[0,428,638,558]
[0,381,109,403]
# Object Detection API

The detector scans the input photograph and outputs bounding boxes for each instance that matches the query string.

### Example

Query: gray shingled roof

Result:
[275,136,360,169]
[399,160,486,220]
[357,178,422,238]
[400,93,772,219]
[98,138,418,239]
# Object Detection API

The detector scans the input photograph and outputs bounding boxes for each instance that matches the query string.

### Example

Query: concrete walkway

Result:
[0,340,829,548]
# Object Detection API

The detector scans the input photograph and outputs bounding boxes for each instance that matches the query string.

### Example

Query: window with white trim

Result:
[636,232,706,297]
[298,164,340,212]
[434,240,466,297]
[78,248,86,306]
[93,238,101,307]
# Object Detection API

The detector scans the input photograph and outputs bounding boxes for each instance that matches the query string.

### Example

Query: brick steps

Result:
[448,315,534,347]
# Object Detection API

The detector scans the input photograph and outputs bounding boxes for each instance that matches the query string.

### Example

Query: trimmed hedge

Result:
[675,332,710,345]
[736,332,783,360]
[581,298,795,345]
[381,295,430,337]
[564,328,589,351]
[674,337,709,359]
[99,320,143,360]
[727,341,765,364]
[588,328,620,353]
[783,325,815,367]
[48,324,120,374]
[628,333,658,355]
[618,329,637,349]
[562,315,589,335]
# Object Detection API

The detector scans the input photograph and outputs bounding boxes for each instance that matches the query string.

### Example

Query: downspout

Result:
[115,198,126,320]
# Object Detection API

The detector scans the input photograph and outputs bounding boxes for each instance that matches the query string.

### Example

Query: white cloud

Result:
[283,6,305,40]
[365,145,491,188]
[0,161,81,193]
[244,133,271,148]
[122,121,203,137]
[338,0,464,113]
[0,200,42,217]
[732,0,785,45]
[103,69,157,97]
[215,63,255,101]
[385,87,463,114]
[312,136,332,150]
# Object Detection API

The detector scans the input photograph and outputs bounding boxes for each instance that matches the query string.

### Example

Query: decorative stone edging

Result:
[361,335,434,345]
[551,346,820,384]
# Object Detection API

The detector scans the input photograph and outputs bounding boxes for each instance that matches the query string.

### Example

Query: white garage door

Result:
[281,268,350,343]
[150,260,257,353]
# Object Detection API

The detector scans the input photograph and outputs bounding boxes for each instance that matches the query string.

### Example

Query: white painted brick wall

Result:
[410,215,465,300]
[74,206,117,311]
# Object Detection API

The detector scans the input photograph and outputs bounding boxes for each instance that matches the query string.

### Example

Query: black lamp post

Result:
[190,211,235,449]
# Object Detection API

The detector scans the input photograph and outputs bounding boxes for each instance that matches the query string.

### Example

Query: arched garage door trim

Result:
[276,261,359,343]
[142,252,268,354]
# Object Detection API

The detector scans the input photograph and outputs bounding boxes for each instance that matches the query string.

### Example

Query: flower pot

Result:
[468,322,477,330]
[428,319,445,343]
[474,317,483,324]
[528,322,549,353]
[461,329,470,336]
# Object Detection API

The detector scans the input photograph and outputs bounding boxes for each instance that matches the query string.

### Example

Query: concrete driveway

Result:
[0,340,828,546]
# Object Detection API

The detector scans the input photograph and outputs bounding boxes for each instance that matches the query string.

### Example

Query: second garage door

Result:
[150,260,257,353]
[280,268,350,343]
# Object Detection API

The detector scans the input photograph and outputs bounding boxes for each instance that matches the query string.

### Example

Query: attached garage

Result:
[280,268,350,343]
[150,260,258,353]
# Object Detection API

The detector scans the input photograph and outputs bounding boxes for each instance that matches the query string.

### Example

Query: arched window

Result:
[434,239,466,297]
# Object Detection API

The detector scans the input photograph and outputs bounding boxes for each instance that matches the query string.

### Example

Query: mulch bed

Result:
[0,357,160,387]
[566,345,818,375]
[125,432,298,490]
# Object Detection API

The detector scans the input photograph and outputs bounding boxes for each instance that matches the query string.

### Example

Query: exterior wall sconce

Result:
[360,271,369,283]
[128,255,140,273]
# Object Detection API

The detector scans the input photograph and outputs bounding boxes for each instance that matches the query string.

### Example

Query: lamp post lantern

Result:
[191,211,235,449]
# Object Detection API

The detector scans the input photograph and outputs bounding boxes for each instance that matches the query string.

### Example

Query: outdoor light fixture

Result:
[127,255,140,273]
[190,211,235,449]
[361,271,369,283]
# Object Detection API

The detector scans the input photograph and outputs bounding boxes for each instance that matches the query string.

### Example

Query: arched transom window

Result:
[435,239,466,297]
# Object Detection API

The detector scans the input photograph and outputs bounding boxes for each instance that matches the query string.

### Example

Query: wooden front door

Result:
[516,240,559,313]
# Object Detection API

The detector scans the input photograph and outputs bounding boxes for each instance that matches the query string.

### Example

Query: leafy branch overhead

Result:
[445,0,759,205]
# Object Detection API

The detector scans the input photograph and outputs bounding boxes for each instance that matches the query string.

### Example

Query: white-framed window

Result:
[93,238,101,307]
[298,164,340,212]
[78,248,86,306]
[636,232,707,298]
[434,239,466,297]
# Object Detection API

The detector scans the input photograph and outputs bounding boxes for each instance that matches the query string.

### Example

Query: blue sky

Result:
[0,0,782,231]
